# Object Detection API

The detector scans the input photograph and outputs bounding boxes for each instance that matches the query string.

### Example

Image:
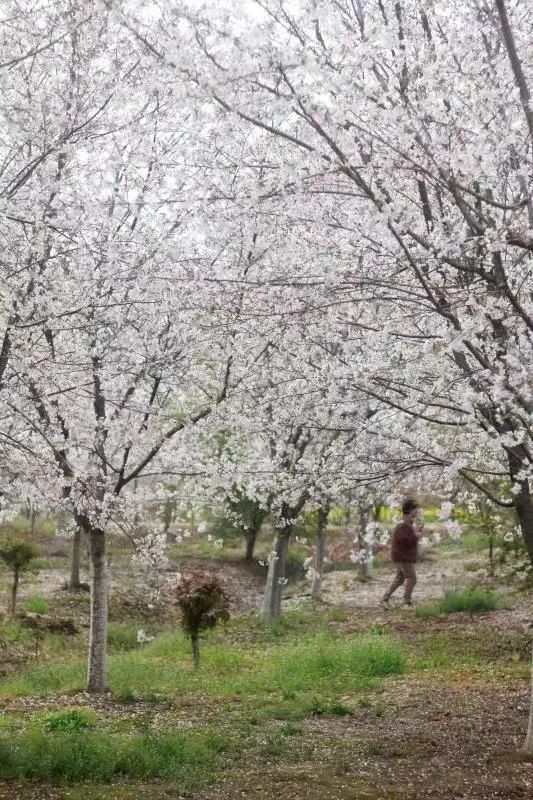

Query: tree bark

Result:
[512,482,533,566]
[311,506,330,602]
[69,527,82,589]
[262,525,291,621]
[86,526,108,693]
[10,568,19,614]
[523,644,533,754]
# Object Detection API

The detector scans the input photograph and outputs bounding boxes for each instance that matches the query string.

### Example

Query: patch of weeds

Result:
[262,734,285,757]
[279,722,302,736]
[416,588,504,618]
[361,739,386,757]
[308,697,352,717]
[282,689,297,701]
[0,619,34,647]
[107,623,143,651]
[22,594,49,614]
[0,660,85,699]
[327,606,349,622]
[42,708,97,733]
[0,728,229,784]
[367,625,387,635]
[0,714,19,730]
[273,632,405,693]
[415,602,444,619]
[440,588,503,614]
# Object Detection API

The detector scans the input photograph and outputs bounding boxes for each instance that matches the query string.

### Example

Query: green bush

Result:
[416,588,503,618]
[0,728,228,784]
[42,708,97,733]
[22,595,49,615]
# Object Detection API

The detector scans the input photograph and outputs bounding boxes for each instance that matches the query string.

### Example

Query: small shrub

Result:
[0,539,39,613]
[167,570,230,667]
[22,595,49,615]
[42,708,97,733]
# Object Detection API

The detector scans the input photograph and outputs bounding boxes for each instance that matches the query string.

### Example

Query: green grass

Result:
[107,622,143,651]
[0,660,86,699]
[0,619,35,646]
[272,633,405,693]
[22,594,49,614]
[0,628,405,712]
[416,588,503,619]
[0,728,228,784]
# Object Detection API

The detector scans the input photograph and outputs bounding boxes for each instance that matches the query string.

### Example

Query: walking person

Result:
[381,499,423,609]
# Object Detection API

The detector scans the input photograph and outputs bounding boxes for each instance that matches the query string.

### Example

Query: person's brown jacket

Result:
[390,522,418,563]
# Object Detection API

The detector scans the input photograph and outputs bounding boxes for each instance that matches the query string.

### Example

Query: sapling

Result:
[169,570,230,667]
[0,539,38,614]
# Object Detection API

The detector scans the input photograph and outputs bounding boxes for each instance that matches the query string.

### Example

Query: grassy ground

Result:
[0,531,532,799]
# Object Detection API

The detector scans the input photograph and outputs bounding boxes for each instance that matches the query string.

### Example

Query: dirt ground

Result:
[1,538,532,800]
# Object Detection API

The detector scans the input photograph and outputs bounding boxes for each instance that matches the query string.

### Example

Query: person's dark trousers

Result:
[383,562,417,603]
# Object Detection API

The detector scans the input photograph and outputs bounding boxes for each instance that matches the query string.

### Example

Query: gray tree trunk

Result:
[262,526,291,621]
[69,527,82,588]
[86,526,108,693]
[523,645,533,754]
[357,507,372,580]
[311,506,330,602]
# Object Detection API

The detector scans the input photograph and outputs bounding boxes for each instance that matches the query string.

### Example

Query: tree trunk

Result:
[357,507,373,580]
[191,632,200,668]
[523,644,533,755]
[488,531,495,577]
[163,497,176,543]
[513,482,533,567]
[86,526,108,693]
[244,525,259,561]
[69,527,82,589]
[311,506,329,602]
[262,525,291,621]
[10,568,19,614]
